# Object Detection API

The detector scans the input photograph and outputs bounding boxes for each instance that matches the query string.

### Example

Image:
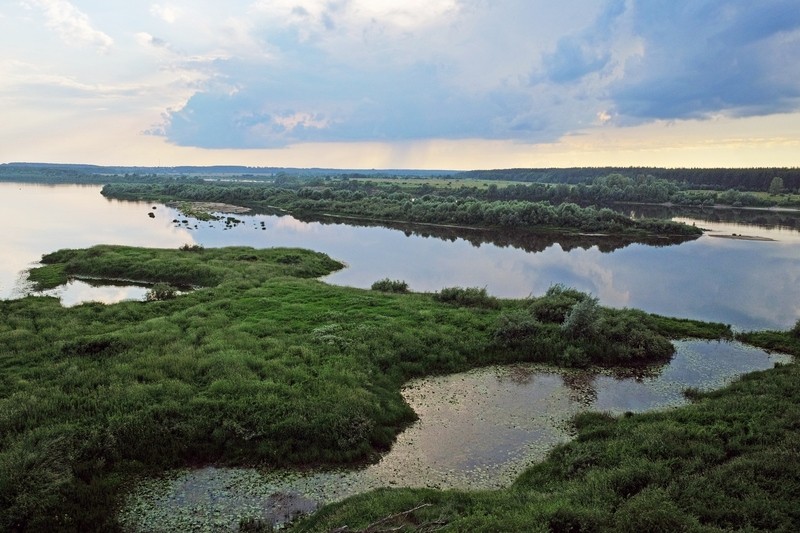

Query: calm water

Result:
[2,183,798,329]
[119,340,790,531]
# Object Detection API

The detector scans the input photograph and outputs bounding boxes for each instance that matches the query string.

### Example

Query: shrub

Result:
[145,283,179,301]
[434,286,498,308]
[530,284,591,323]
[791,319,800,339]
[493,310,543,346]
[179,243,204,252]
[371,278,409,293]
[561,296,599,339]
[558,345,590,367]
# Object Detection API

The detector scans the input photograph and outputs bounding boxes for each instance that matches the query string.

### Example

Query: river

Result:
[2,182,799,330]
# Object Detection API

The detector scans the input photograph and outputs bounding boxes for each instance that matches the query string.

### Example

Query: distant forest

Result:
[0,163,449,184]
[1,162,798,191]
[457,167,800,191]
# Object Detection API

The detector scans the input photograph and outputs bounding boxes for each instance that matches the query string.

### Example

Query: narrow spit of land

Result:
[100,181,704,242]
[1,244,739,531]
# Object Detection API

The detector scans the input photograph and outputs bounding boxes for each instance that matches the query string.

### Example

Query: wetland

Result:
[1,180,799,531]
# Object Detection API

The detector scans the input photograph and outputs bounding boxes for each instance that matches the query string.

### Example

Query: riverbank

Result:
[119,340,790,531]
[1,244,730,530]
[295,351,799,532]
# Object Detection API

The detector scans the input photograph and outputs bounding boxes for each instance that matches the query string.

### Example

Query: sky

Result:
[1,0,799,170]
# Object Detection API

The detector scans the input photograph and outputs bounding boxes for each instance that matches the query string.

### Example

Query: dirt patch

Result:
[170,201,252,215]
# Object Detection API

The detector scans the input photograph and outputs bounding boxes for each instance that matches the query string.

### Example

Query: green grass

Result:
[25,263,68,290]
[747,191,800,207]
[349,177,527,189]
[736,326,800,358]
[0,245,733,531]
[293,359,800,532]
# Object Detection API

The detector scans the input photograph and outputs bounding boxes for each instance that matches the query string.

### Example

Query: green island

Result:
[99,180,703,241]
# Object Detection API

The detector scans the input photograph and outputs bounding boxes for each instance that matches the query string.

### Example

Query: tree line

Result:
[457,167,800,191]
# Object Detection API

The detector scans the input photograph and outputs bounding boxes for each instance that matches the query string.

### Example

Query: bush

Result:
[493,310,543,346]
[145,283,179,301]
[434,286,498,308]
[179,243,204,252]
[558,345,590,367]
[530,284,591,323]
[371,278,409,293]
[561,296,599,339]
[791,319,800,339]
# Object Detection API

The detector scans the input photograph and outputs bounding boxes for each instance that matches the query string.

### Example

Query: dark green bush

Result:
[557,345,590,368]
[434,286,498,308]
[493,309,543,346]
[530,284,590,323]
[370,278,409,293]
[146,282,179,301]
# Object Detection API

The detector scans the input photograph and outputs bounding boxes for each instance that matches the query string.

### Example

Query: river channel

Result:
[2,183,799,330]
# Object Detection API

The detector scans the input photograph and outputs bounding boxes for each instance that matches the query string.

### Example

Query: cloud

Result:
[150,3,181,24]
[540,0,625,84]
[153,0,800,149]
[159,1,593,148]
[610,0,800,120]
[25,0,113,51]
[135,32,169,50]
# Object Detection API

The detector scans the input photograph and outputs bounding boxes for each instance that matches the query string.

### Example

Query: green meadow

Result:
[0,244,795,531]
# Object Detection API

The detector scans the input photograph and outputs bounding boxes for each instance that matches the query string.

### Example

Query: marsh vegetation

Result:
[1,244,732,530]
[1,176,799,532]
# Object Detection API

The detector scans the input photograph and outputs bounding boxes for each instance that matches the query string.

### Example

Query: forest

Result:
[458,166,800,191]
[3,162,799,193]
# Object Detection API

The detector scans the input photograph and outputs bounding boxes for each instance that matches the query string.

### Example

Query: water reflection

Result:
[39,279,150,307]
[119,340,791,531]
[290,213,697,254]
[621,203,800,233]
[0,183,190,300]
[2,183,799,330]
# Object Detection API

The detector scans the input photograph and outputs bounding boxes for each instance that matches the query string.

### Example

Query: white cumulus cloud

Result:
[150,3,181,24]
[25,0,113,51]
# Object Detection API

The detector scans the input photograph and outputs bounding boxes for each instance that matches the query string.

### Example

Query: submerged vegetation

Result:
[0,244,731,531]
[295,359,800,532]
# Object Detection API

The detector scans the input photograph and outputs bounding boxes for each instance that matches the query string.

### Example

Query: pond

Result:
[118,340,790,531]
[1,183,799,330]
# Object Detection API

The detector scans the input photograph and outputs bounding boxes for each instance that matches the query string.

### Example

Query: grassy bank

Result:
[0,245,728,531]
[295,358,799,532]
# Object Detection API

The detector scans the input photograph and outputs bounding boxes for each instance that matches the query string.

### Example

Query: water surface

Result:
[2,183,798,329]
[119,340,790,531]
